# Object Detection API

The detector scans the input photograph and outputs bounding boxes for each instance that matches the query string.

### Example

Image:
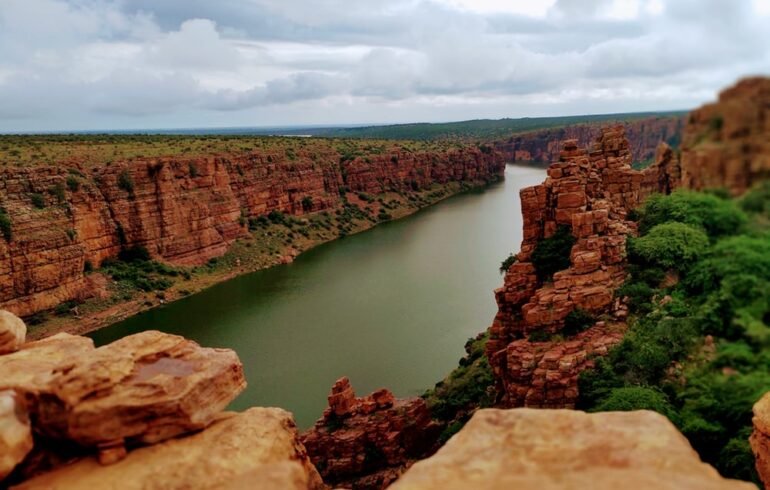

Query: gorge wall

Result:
[486,76,770,411]
[0,146,504,318]
[494,114,685,165]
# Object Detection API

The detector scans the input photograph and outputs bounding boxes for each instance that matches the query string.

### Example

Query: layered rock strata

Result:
[0,147,504,317]
[679,77,770,196]
[486,126,673,408]
[391,408,753,490]
[301,377,441,489]
[0,325,246,480]
[494,114,684,165]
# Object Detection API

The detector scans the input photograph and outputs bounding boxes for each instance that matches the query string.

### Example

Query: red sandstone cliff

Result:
[494,114,684,165]
[485,126,672,408]
[0,147,504,318]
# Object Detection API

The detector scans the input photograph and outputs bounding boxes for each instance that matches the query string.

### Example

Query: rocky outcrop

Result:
[494,114,684,165]
[486,126,674,408]
[13,408,323,490]
[0,310,25,354]
[0,146,504,317]
[0,316,322,488]
[391,408,753,490]
[0,326,246,479]
[679,77,770,196]
[0,390,33,481]
[751,392,770,488]
[301,377,441,489]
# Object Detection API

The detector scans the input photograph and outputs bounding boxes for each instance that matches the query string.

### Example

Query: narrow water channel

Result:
[89,164,547,428]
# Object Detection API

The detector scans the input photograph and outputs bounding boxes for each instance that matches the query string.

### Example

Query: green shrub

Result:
[531,225,575,281]
[30,193,46,209]
[50,182,66,203]
[117,169,134,193]
[628,222,709,273]
[0,208,11,241]
[377,210,392,221]
[740,181,770,215]
[592,386,678,421]
[301,196,314,211]
[66,175,80,192]
[188,162,198,177]
[499,253,517,274]
[562,309,595,336]
[638,191,746,239]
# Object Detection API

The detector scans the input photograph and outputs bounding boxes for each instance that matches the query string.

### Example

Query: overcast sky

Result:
[0,0,768,132]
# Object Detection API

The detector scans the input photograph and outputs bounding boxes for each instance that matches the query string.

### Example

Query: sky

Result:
[0,0,768,132]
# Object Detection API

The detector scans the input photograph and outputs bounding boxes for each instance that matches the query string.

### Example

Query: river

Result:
[89,164,547,428]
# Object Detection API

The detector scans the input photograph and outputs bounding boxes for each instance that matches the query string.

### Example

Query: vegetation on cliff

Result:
[578,186,770,482]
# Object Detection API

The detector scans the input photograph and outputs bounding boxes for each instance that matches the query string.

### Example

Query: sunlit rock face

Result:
[392,408,754,490]
[0,390,33,481]
[679,77,770,196]
[751,393,770,489]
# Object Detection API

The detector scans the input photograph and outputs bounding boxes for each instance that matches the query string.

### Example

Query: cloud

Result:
[0,0,768,131]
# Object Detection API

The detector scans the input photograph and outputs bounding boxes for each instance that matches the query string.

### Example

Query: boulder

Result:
[0,390,33,481]
[392,408,753,490]
[750,392,770,488]
[13,408,324,490]
[0,310,26,355]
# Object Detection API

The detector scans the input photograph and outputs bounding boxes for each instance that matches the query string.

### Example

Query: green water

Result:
[89,164,546,428]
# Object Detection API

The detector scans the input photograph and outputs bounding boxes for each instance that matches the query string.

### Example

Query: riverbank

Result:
[26,177,501,341]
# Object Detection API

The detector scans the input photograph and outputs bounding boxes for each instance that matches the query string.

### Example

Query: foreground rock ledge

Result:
[391,408,753,490]
[13,408,324,490]
[751,392,770,488]
[0,390,33,481]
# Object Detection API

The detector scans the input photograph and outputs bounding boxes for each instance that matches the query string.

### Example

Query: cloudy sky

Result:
[0,0,768,132]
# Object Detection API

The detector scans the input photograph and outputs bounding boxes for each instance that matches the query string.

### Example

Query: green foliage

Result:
[638,191,747,238]
[562,309,595,336]
[424,334,494,422]
[66,175,80,192]
[50,182,66,203]
[579,187,770,482]
[377,210,392,221]
[117,169,134,193]
[740,181,770,215]
[188,162,199,177]
[30,193,46,209]
[499,253,517,274]
[592,386,678,421]
[628,222,709,273]
[531,225,575,281]
[0,207,11,241]
[301,196,314,211]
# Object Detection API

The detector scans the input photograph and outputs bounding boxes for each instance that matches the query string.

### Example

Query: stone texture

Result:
[0,310,25,354]
[0,390,33,481]
[301,377,441,489]
[13,408,324,490]
[487,126,676,408]
[751,392,770,488]
[679,77,770,196]
[0,147,503,318]
[0,330,245,460]
[391,408,753,490]
[494,114,684,165]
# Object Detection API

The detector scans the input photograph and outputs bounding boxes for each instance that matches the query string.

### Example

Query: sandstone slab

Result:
[14,408,324,490]
[392,408,753,490]
[0,310,25,354]
[0,390,33,481]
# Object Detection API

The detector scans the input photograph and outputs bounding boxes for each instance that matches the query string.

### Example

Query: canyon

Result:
[0,142,504,320]
[2,77,770,489]
[493,113,684,165]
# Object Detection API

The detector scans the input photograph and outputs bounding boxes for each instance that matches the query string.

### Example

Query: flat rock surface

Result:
[391,408,754,490]
[13,408,324,490]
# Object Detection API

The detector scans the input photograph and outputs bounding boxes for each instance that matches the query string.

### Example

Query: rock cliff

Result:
[679,77,770,196]
[391,408,753,490]
[0,146,503,318]
[301,377,441,489]
[494,114,684,165]
[486,126,673,408]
